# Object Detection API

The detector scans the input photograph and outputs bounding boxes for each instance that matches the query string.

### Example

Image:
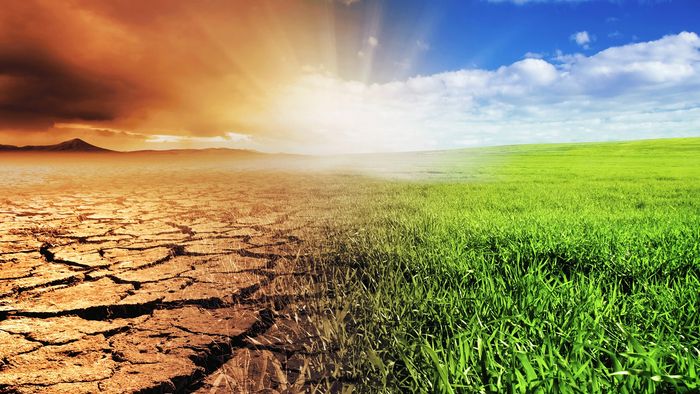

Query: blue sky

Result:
[429,0,699,71]
[337,0,700,82]
[260,0,700,153]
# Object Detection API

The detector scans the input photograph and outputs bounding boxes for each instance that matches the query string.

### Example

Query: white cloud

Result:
[367,36,379,47]
[146,132,252,145]
[571,31,592,48]
[250,32,700,154]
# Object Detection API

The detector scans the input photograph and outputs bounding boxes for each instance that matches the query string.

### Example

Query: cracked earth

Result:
[0,159,339,393]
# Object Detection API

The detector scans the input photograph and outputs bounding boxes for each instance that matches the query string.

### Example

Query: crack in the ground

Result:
[165,222,196,237]
[0,274,85,300]
[8,296,226,321]
[37,243,54,263]
[179,308,276,394]
[3,276,273,322]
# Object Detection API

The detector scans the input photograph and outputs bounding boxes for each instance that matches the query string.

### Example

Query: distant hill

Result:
[0,138,113,152]
[0,138,275,157]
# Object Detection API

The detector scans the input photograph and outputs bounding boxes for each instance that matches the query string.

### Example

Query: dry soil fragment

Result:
[0,330,41,360]
[0,263,81,298]
[161,272,263,303]
[0,316,139,345]
[13,277,132,314]
[146,306,260,338]
[50,244,108,268]
[0,335,115,387]
[99,359,200,393]
[103,246,172,270]
[116,277,190,305]
[7,382,103,394]
[112,255,197,283]
[0,236,43,254]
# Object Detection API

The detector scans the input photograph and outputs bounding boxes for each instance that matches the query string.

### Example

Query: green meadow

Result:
[318,138,700,393]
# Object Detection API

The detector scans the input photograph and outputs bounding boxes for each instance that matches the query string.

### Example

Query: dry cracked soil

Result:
[0,156,343,393]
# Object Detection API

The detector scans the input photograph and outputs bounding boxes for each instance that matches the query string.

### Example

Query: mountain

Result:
[0,139,113,152]
[0,138,273,156]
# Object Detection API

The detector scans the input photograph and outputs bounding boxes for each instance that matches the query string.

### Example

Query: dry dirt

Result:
[0,157,341,393]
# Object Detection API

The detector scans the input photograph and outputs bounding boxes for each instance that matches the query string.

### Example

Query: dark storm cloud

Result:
[0,0,367,150]
[0,47,126,128]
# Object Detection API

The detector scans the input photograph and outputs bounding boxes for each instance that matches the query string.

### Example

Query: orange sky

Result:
[0,0,375,151]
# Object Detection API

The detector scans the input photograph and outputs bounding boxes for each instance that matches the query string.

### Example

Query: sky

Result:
[1,0,699,153]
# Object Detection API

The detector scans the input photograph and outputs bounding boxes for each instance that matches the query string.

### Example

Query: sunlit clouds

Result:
[259,32,700,154]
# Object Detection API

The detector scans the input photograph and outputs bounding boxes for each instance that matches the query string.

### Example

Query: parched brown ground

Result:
[0,157,343,393]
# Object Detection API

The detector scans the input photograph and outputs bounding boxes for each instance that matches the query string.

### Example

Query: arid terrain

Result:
[0,154,340,393]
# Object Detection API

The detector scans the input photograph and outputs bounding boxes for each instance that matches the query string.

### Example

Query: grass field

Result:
[318,138,700,393]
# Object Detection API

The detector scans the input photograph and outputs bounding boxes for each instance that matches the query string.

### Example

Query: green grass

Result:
[319,138,700,393]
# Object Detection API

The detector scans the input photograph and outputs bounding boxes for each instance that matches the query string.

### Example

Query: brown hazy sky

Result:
[0,0,383,151]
